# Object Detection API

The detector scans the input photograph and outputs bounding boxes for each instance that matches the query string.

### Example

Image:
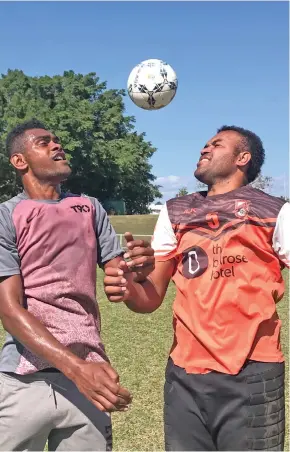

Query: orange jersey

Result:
[152,186,290,375]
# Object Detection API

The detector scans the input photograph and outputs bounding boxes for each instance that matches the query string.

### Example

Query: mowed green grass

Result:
[109,214,158,235]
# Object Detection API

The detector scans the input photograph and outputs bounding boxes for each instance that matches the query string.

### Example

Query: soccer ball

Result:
[127,59,178,110]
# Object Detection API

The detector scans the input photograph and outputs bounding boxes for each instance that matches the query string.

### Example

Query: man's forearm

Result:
[124,275,163,313]
[1,306,83,378]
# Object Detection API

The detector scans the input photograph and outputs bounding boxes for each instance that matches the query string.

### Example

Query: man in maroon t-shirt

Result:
[0,119,154,451]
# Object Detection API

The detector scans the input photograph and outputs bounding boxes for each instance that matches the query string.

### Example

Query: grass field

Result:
[0,213,288,450]
[109,215,158,236]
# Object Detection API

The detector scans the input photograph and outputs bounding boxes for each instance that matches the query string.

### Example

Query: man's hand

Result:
[72,361,132,412]
[122,232,155,281]
[104,232,155,303]
[103,266,131,303]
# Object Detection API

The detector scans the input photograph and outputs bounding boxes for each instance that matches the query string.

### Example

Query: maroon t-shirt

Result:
[0,192,122,375]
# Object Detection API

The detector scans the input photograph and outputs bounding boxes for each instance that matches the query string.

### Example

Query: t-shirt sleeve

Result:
[0,205,20,277]
[272,202,290,268]
[151,203,177,261]
[92,198,123,267]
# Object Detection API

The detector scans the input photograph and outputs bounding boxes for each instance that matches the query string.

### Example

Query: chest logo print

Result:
[234,200,250,219]
[182,246,209,279]
[183,208,196,215]
[70,204,91,213]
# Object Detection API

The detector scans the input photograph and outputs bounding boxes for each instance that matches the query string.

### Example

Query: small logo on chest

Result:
[234,200,250,219]
[183,208,196,215]
[70,204,91,213]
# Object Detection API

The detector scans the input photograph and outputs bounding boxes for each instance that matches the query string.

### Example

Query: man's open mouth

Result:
[52,152,66,161]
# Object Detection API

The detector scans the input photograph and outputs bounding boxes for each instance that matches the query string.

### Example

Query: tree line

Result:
[0,70,285,213]
[0,70,161,214]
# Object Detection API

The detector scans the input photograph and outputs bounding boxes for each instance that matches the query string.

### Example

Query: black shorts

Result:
[164,358,285,451]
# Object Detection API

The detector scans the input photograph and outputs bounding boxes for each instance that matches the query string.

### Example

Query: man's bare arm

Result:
[0,275,83,377]
[104,259,174,313]
[0,274,131,412]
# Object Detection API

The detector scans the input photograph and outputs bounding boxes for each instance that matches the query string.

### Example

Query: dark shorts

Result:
[164,358,285,451]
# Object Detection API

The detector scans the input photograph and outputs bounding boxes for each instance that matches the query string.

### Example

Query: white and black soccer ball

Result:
[127,59,178,110]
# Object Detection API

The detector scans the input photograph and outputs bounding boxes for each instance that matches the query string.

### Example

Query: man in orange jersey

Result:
[104,126,290,451]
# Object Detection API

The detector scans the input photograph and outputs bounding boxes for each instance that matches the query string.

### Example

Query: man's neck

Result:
[23,180,62,200]
[207,179,245,197]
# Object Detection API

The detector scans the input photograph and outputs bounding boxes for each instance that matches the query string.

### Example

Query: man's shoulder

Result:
[77,194,105,212]
[0,192,27,216]
[167,192,200,208]
[245,186,286,217]
[166,192,201,212]
[0,193,28,234]
[165,193,201,224]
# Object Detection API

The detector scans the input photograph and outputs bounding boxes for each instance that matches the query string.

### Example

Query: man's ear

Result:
[10,153,28,172]
[236,151,251,169]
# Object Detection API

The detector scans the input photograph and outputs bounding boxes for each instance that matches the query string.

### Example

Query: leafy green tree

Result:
[0,69,161,212]
[176,186,189,197]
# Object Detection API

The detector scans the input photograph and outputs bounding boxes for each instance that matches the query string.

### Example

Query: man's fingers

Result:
[89,398,108,412]
[97,387,130,410]
[127,240,151,249]
[116,385,133,404]
[94,364,132,408]
[124,232,134,244]
[92,382,132,408]
[104,275,127,287]
[92,387,120,406]
[105,287,129,302]
[124,233,151,251]
[104,267,124,277]
[107,294,128,302]
[104,286,127,295]
[90,393,127,413]
[101,363,119,383]
[124,247,154,260]
[127,256,154,269]
[118,260,128,271]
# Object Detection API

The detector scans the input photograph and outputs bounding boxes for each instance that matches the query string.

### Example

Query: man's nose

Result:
[51,141,61,151]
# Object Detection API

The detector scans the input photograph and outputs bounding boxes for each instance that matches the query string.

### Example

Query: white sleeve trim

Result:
[272,202,290,267]
[151,204,177,257]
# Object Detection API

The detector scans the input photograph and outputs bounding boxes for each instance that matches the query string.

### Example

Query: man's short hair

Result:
[217,125,265,183]
[6,119,48,157]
